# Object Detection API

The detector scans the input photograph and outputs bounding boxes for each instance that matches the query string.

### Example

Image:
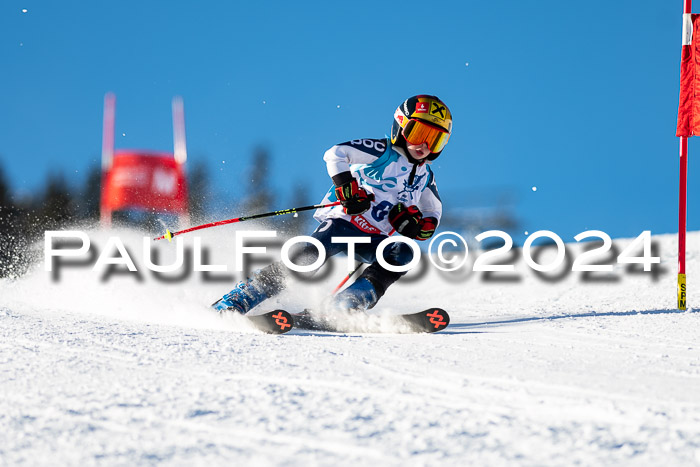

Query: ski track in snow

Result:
[1,229,700,466]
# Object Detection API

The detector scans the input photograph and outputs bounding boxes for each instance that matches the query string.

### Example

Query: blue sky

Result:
[0,0,696,242]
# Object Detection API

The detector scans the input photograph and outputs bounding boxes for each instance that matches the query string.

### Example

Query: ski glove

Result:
[333,174,374,215]
[389,203,437,241]
[416,216,437,241]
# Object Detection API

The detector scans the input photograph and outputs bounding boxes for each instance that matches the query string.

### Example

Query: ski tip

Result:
[270,310,294,333]
[165,229,173,242]
[425,308,450,332]
[248,309,294,334]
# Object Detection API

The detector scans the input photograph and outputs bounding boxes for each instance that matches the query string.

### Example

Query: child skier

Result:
[212,94,452,314]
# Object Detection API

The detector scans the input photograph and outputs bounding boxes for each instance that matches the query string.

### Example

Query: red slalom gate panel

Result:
[101,151,188,214]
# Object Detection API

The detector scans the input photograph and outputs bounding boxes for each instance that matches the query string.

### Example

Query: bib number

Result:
[371,200,392,222]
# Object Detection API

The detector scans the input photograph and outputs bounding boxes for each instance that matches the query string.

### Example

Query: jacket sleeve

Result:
[323,139,388,184]
[418,170,442,224]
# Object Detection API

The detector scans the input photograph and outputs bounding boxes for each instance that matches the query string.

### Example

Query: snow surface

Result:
[1,228,699,466]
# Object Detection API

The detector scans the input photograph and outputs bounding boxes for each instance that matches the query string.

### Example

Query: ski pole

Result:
[153,201,341,242]
[332,262,364,295]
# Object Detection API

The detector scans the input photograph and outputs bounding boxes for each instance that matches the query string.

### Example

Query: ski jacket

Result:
[314,138,442,236]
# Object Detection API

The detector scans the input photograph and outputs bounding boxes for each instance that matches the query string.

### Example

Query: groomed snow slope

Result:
[1,229,699,466]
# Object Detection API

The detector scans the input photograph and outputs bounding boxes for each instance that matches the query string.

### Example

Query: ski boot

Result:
[212,278,269,314]
[330,277,379,313]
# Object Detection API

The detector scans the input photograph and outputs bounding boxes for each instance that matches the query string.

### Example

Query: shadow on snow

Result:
[445,308,696,334]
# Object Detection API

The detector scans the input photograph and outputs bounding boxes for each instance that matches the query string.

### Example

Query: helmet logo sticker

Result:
[415,102,429,113]
[394,108,406,126]
[430,102,446,120]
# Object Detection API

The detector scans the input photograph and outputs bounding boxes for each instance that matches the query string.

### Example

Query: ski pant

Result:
[252,218,416,299]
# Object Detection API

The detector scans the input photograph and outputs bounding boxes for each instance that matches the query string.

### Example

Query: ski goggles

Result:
[403,119,450,153]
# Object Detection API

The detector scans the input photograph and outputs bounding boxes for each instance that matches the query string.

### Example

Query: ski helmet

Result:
[391,95,452,161]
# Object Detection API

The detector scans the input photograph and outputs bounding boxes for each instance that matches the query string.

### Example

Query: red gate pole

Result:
[100,92,116,228]
[679,137,688,310]
[679,0,692,310]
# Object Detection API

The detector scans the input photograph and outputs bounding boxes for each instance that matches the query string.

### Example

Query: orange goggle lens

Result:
[403,119,450,153]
